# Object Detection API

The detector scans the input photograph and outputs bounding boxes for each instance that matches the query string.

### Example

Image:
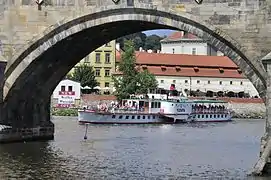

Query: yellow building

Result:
[73,40,116,94]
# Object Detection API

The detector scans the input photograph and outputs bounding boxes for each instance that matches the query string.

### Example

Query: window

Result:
[105,69,110,77]
[84,56,89,63]
[105,53,111,63]
[240,81,243,85]
[143,116,145,119]
[172,48,175,54]
[185,80,188,83]
[105,82,110,87]
[132,116,135,119]
[137,116,140,119]
[125,116,129,119]
[197,80,200,84]
[173,80,176,83]
[119,115,123,119]
[208,80,211,84]
[95,53,101,63]
[161,80,164,83]
[230,81,233,85]
[219,81,222,85]
[95,69,101,76]
[112,115,116,118]
[192,48,197,55]
[61,86,65,91]
[68,86,72,92]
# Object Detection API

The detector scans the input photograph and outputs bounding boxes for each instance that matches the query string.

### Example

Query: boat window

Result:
[119,115,123,119]
[214,115,216,118]
[148,116,150,119]
[210,115,212,118]
[112,115,116,118]
[137,116,140,119]
[153,115,155,119]
[198,115,200,118]
[158,102,161,108]
[218,115,220,118]
[151,102,154,108]
[143,116,145,119]
[172,104,174,106]
[206,115,208,118]
[132,115,135,119]
[125,116,129,119]
[202,115,204,118]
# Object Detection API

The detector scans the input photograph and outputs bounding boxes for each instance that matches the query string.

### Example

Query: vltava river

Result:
[0,117,269,179]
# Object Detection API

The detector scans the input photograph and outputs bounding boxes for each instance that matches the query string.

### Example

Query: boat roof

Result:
[123,98,227,103]
[192,99,227,103]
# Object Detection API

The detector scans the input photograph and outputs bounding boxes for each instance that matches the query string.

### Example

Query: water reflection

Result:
[0,117,269,179]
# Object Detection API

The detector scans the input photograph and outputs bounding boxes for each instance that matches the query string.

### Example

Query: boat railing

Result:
[191,109,230,114]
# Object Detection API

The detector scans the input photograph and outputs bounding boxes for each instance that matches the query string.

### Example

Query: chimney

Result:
[116,43,120,51]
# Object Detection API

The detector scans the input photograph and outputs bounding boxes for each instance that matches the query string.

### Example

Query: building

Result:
[160,31,222,56]
[115,51,259,98]
[52,79,81,107]
[73,40,116,94]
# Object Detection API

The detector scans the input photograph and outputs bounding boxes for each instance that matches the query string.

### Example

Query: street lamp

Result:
[195,0,203,4]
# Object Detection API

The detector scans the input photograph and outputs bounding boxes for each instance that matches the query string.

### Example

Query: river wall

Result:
[227,102,265,119]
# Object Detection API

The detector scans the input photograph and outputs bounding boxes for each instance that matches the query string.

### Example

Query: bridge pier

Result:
[252,54,271,175]
[0,98,54,143]
[0,124,54,143]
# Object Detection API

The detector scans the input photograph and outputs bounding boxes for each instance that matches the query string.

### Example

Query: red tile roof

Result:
[161,31,200,42]
[116,51,237,68]
[115,52,243,79]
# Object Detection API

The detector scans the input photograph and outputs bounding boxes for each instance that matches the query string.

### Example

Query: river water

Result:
[0,117,269,179]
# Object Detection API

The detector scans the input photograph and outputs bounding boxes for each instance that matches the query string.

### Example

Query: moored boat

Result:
[78,89,232,124]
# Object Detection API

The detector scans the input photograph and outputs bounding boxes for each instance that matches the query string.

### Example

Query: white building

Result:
[115,52,259,98]
[52,79,81,107]
[160,31,223,56]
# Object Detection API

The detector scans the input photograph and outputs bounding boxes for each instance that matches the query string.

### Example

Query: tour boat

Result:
[78,89,232,124]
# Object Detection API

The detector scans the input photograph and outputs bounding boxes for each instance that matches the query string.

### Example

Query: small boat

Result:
[78,89,232,124]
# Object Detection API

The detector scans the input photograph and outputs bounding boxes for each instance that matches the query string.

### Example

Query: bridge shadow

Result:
[0,142,68,179]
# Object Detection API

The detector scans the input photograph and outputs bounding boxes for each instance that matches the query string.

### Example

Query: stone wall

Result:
[228,102,266,118]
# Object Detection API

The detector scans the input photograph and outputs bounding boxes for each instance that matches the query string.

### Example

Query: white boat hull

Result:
[78,110,173,124]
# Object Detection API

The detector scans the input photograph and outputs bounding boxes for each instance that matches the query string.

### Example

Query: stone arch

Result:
[1,5,267,126]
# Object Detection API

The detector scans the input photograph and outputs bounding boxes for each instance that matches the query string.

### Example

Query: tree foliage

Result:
[117,32,163,51]
[68,64,98,89]
[113,40,158,100]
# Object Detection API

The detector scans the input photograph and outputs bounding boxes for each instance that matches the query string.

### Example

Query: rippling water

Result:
[0,117,269,179]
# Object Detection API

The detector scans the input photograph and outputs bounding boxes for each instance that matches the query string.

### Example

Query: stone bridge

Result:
[1,0,271,176]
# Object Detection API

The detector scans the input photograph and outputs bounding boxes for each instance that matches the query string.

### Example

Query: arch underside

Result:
[1,7,267,127]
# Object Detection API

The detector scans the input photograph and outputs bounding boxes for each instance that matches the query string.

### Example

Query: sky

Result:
[143,29,175,37]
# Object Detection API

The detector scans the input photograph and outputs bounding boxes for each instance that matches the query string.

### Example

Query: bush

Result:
[51,108,78,116]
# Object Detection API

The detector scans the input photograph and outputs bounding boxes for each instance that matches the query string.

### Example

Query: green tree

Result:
[117,32,147,50]
[69,64,98,89]
[136,69,158,94]
[144,34,163,51]
[113,40,158,100]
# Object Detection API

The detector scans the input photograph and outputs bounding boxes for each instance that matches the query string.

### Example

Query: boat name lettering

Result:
[177,108,185,112]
